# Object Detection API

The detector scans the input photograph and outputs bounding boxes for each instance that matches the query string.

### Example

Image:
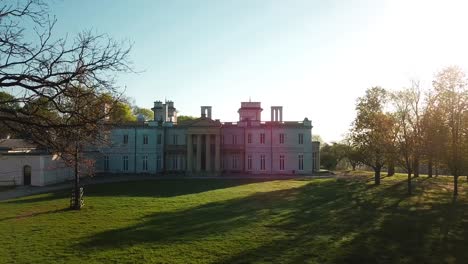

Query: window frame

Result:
[123,155,129,171]
[247,155,252,170]
[260,154,266,171]
[142,155,148,171]
[279,155,285,171]
[298,154,304,171]
[104,155,109,171]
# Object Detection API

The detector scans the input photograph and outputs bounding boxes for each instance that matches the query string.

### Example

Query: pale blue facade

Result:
[95,101,320,175]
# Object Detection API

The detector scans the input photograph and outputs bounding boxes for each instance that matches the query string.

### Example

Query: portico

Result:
[185,118,222,174]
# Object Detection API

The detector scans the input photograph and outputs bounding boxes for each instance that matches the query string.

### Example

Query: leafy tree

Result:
[111,102,136,122]
[178,115,197,122]
[391,82,425,194]
[320,142,349,170]
[320,143,337,170]
[350,87,396,185]
[421,93,447,177]
[341,139,362,171]
[133,107,154,121]
[432,66,468,196]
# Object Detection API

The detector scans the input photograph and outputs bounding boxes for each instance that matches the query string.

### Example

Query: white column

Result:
[205,134,211,172]
[187,134,192,173]
[196,134,202,172]
[215,134,220,172]
[271,108,274,121]
[280,108,283,122]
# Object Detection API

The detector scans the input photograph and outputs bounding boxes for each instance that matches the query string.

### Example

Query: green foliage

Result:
[133,107,154,121]
[178,115,197,122]
[432,66,468,177]
[110,101,136,123]
[350,87,396,184]
[430,66,468,195]
[320,142,348,170]
[1,177,468,263]
[0,91,19,110]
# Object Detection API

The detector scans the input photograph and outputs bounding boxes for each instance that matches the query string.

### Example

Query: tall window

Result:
[298,133,304,144]
[123,134,128,144]
[172,155,178,170]
[104,156,109,171]
[142,155,148,171]
[280,155,285,171]
[247,155,252,170]
[247,133,252,144]
[123,155,129,171]
[156,155,161,170]
[157,134,162,144]
[260,155,266,171]
[221,135,224,145]
[260,133,265,144]
[279,133,285,144]
[232,135,237,145]
[173,135,178,145]
[232,155,238,169]
[143,135,148,145]
[298,154,304,170]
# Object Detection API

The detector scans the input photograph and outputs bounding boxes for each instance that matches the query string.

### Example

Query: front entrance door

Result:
[23,165,31,185]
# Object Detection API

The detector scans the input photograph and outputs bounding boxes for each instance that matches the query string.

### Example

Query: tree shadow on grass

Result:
[221,178,468,264]
[77,177,468,263]
[0,207,70,222]
[4,179,273,204]
[3,191,68,204]
[83,178,275,198]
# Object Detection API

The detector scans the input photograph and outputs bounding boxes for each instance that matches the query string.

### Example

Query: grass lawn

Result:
[1,176,468,264]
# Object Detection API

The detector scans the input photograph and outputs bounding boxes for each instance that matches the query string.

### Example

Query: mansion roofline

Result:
[121,100,313,129]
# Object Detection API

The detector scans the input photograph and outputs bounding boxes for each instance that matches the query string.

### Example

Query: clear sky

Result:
[49,0,468,143]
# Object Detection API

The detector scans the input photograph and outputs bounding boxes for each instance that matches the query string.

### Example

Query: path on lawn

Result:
[0,174,334,201]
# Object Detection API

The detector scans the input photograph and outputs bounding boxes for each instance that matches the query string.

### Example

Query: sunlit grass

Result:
[1,176,467,263]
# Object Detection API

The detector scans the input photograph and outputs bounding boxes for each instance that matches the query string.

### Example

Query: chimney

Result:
[271,106,283,122]
[201,106,212,119]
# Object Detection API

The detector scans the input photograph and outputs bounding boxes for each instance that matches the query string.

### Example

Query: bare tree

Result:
[0,0,132,209]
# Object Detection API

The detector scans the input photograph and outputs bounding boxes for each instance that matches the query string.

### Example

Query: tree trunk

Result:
[351,163,356,171]
[387,162,395,176]
[73,147,81,210]
[454,175,459,196]
[374,169,381,185]
[407,171,412,195]
[428,158,433,178]
[414,158,420,178]
[435,163,439,177]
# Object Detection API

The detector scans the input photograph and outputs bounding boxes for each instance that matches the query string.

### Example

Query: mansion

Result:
[94,101,320,175]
